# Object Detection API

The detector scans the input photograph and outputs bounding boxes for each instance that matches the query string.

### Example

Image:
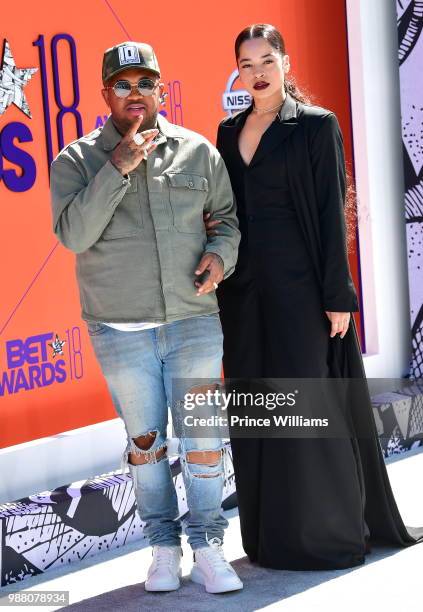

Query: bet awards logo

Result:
[222,69,252,116]
[0,327,84,396]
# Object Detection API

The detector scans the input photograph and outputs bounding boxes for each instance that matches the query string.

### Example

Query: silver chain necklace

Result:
[252,100,284,114]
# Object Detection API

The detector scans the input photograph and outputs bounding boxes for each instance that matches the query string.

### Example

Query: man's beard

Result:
[112,108,158,135]
[134,110,158,132]
[137,110,158,131]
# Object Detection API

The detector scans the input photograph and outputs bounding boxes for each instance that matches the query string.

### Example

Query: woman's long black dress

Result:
[216,93,422,570]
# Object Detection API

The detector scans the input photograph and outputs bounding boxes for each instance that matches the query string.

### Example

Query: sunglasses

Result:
[105,77,159,98]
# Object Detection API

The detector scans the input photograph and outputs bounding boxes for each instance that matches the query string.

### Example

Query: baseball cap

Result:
[102,42,161,83]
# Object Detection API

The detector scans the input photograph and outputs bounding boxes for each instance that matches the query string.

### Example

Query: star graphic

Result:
[48,334,66,358]
[0,39,38,117]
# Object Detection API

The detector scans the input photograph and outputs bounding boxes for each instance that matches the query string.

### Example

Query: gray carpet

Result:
[62,544,400,612]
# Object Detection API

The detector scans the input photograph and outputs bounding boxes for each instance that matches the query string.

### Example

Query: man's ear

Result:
[101,87,110,107]
[158,82,167,105]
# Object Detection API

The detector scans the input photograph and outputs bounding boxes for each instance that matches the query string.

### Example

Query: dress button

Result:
[248,215,255,222]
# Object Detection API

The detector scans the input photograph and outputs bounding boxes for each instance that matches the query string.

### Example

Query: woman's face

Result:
[237,38,289,101]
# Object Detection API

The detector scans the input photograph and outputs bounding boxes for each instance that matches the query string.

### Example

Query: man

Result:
[50,41,241,594]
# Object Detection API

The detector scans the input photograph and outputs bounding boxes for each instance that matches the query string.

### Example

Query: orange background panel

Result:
[0,0,360,448]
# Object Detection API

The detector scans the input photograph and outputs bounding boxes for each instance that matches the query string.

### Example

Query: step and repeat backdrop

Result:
[0,0,360,449]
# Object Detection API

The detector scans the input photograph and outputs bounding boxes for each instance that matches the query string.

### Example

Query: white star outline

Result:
[0,39,38,117]
[48,334,66,359]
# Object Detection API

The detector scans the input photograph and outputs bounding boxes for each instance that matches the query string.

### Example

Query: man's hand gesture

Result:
[111,115,159,175]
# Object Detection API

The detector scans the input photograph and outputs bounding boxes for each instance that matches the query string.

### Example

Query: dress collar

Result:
[221,92,299,168]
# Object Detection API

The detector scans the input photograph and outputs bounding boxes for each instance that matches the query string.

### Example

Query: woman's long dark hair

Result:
[234,23,357,254]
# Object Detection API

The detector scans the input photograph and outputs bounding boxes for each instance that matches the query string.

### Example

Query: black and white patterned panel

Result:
[397,1,423,379]
[0,444,236,587]
[372,386,423,456]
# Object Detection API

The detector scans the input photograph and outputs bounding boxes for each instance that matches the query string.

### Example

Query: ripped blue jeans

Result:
[86,313,229,550]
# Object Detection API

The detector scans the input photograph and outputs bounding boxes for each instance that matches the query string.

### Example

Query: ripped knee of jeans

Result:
[121,429,168,474]
[180,440,228,491]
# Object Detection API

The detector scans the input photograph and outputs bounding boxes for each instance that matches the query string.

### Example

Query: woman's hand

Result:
[325,311,351,339]
[204,212,222,236]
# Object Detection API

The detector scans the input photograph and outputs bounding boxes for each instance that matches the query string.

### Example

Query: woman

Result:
[206,23,422,570]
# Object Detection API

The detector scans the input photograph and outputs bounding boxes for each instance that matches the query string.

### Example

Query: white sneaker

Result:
[145,545,182,591]
[190,537,243,594]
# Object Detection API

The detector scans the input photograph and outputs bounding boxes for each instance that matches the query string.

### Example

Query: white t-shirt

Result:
[103,322,165,332]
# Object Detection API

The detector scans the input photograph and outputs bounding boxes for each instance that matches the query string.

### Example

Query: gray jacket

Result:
[50,113,240,323]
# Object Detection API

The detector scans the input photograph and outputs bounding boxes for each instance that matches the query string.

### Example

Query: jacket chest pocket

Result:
[102,172,143,239]
[166,172,209,233]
